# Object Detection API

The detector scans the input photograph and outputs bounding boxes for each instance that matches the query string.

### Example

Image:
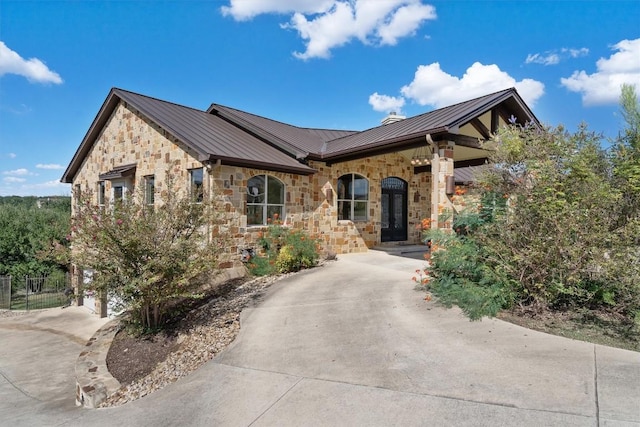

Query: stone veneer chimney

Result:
[381,111,406,125]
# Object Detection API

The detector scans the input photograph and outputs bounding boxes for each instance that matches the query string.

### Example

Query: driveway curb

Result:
[75,318,121,408]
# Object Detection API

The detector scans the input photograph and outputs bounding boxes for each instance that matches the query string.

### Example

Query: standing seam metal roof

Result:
[320,88,528,156]
[208,104,358,155]
[61,89,315,183]
[62,87,537,184]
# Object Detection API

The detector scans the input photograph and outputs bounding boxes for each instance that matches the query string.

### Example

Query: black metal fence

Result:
[0,274,71,311]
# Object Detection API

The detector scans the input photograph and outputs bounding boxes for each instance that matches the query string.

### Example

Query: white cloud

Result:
[398,62,544,108]
[36,163,64,170]
[221,0,335,20]
[3,176,26,183]
[525,47,589,66]
[369,92,405,113]
[561,38,640,106]
[525,53,560,66]
[7,153,16,159]
[223,0,436,60]
[0,41,63,84]
[564,47,589,58]
[3,168,30,176]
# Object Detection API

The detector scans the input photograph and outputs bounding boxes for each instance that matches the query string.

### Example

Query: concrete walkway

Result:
[1,251,639,426]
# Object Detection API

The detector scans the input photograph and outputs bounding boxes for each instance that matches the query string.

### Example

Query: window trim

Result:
[111,180,127,204]
[337,173,369,221]
[246,174,285,226]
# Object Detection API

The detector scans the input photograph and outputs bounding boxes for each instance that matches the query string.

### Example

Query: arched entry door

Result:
[381,177,408,242]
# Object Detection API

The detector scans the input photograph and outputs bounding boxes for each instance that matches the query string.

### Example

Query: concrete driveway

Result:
[2,251,639,426]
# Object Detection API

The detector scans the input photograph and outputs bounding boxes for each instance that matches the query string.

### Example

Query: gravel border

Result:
[98,273,286,407]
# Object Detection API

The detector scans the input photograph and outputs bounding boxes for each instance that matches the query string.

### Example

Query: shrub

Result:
[249,219,320,275]
[422,88,640,327]
[69,173,225,332]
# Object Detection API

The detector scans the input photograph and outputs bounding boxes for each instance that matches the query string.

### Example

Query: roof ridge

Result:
[113,87,209,114]
[209,103,355,134]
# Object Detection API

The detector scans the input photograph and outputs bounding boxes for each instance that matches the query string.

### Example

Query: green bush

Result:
[422,86,640,327]
[248,222,320,275]
[425,229,516,320]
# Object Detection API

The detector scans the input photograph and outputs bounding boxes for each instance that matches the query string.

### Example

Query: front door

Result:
[381,177,408,242]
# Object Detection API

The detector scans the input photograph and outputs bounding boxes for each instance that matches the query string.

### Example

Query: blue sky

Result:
[1,0,639,196]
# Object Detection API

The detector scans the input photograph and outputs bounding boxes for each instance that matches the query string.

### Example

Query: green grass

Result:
[9,293,67,310]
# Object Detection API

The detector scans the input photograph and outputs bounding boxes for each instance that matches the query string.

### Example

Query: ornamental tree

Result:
[70,175,225,331]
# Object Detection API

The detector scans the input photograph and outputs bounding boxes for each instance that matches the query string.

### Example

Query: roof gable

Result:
[320,88,539,159]
[62,89,316,183]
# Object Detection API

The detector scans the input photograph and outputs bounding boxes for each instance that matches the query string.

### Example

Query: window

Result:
[97,181,105,206]
[113,184,124,201]
[337,173,369,221]
[111,179,132,205]
[144,175,155,205]
[247,175,285,225]
[189,168,204,203]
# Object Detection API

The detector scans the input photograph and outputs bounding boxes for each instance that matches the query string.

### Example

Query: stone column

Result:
[72,265,83,307]
[433,141,455,231]
[95,291,108,318]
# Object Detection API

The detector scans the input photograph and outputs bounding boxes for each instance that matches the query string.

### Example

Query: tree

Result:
[69,177,226,331]
[425,86,640,325]
[0,197,70,279]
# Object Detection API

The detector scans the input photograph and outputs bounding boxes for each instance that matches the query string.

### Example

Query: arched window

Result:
[337,173,369,221]
[247,175,285,225]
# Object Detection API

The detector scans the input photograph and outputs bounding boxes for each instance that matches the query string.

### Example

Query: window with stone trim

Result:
[247,175,285,226]
[97,181,106,207]
[144,175,155,205]
[189,168,204,203]
[337,173,369,221]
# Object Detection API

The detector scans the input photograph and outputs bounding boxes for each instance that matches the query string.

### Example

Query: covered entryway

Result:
[381,177,407,242]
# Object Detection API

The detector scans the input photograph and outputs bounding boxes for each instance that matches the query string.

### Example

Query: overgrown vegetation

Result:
[248,215,320,276]
[68,176,226,332]
[423,85,640,342]
[0,196,70,283]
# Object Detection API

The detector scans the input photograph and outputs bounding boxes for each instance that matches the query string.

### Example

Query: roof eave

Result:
[200,154,316,176]
[321,128,449,162]
[61,88,121,183]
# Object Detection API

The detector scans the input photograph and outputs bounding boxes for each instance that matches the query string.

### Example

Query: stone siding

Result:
[72,101,434,271]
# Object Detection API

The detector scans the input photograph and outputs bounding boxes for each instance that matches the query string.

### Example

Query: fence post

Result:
[25,276,28,311]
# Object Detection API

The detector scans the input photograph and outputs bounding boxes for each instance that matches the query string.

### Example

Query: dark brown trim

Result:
[455,158,489,168]
[413,158,488,175]
[470,118,491,140]
[323,129,448,164]
[203,155,316,176]
[98,163,137,180]
[491,108,500,133]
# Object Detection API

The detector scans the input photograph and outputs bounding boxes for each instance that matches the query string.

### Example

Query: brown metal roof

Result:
[208,103,357,156]
[98,163,137,180]
[321,88,538,159]
[62,89,315,183]
[63,87,538,184]
[454,165,489,184]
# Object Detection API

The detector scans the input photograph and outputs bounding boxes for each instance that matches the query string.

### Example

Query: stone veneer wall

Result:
[208,153,432,259]
[71,101,205,213]
[72,100,434,277]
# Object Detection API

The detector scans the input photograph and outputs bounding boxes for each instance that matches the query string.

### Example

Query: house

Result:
[61,87,538,313]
